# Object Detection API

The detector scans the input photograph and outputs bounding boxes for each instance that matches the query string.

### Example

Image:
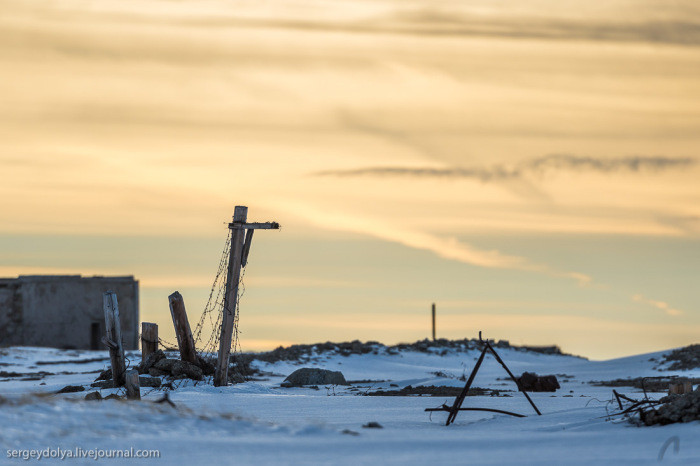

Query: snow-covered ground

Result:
[1,345,698,464]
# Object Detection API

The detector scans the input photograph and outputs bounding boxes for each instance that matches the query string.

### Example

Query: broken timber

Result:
[168,291,197,364]
[426,333,541,425]
[214,206,279,387]
[103,291,126,387]
[141,322,158,363]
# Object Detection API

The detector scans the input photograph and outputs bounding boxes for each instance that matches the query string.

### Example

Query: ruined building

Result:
[0,275,139,350]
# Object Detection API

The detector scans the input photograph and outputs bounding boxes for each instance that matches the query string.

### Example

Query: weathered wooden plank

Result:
[168,291,197,364]
[141,322,158,362]
[228,222,279,230]
[215,206,248,386]
[125,369,141,400]
[103,291,126,387]
[241,229,254,267]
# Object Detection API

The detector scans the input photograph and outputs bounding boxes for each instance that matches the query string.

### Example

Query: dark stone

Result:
[362,422,383,428]
[282,368,348,387]
[228,373,245,384]
[149,368,168,377]
[91,380,114,389]
[171,361,203,380]
[57,385,85,394]
[138,376,162,388]
[197,356,216,376]
[104,394,122,401]
[154,358,178,373]
[95,368,112,381]
[84,391,102,401]
[137,350,166,374]
[517,372,560,392]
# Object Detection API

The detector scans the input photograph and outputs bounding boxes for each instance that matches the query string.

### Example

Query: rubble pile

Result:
[642,388,700,425]
[660,345,700,371]
[248,338,579,364]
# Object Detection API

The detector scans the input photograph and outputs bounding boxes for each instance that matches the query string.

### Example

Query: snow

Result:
[1,345,698,464]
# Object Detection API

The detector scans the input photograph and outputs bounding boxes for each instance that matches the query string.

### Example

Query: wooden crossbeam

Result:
[228,222,280,230]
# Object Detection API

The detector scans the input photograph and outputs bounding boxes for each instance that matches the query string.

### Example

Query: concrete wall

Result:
[0,275,139,350]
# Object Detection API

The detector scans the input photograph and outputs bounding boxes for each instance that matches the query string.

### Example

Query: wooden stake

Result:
[431,303,436,341]
[125,369,141,400]
[141,322,158,362]
[214,206,248,386]
[103,291,126,387]
[168,291,197,364]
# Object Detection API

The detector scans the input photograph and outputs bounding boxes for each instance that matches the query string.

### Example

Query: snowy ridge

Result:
[1,344,699,464]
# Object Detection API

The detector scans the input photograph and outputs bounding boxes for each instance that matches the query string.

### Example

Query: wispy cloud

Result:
[632,294,684,316]
[315,154,696,181]
[279,201,592,286]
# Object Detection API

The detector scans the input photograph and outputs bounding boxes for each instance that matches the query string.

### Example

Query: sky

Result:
[1,0,699,359]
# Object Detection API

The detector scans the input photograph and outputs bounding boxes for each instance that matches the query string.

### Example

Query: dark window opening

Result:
[90,322,101,350]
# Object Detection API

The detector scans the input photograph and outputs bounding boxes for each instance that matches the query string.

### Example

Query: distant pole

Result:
[432,303,436,341]
[141,322,158,363]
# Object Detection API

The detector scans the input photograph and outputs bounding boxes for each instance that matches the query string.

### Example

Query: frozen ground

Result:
[1,344,698,465]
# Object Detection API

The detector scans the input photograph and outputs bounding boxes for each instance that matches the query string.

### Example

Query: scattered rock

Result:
[90,380,114,389]
[362,422,383,429]
[84,391,102,401]
[149,368,168,377]
[281,368,348,387]
[590,377,699,392]
[341,429,360,436]
[154,358,178,373]
[516,373,560,392]
[642,390,700,425]
[137,350,166,374]
[95,368,112,381]
[57,385,85,394]
[367,385,505,397]
[104,394,122,401]
[171,361,203,381]
[197,356,216,376]
[659,345,700,371]
[138,376,162,388]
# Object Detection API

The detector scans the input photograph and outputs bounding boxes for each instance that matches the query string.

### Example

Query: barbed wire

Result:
[132,224,259,390]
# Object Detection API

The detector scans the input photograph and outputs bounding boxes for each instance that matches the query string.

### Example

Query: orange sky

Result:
[1,0,699,359]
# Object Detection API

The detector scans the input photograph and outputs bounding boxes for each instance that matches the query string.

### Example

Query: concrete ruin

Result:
[0,275,139,350]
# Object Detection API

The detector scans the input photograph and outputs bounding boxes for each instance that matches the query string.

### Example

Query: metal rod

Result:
[485,341,542,416]
[446,345,488,425]
[425,407,526,418]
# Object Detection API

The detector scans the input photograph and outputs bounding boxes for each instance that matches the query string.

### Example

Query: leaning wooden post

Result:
[214,206,248,386]
[168,292,197,364]
[431,303,436,341]
[141,322,158,362]
[103,291,126,387]
[125,369,141,400]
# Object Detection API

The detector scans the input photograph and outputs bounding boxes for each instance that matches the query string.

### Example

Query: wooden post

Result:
[214,206,248,386]
[431,303,436,341]
[168,291,197,364]
[125,369,141,400]
[141,322,158,362]
[103,291,126,387]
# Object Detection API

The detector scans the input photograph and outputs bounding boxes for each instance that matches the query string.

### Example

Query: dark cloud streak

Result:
[315,155,696,181]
